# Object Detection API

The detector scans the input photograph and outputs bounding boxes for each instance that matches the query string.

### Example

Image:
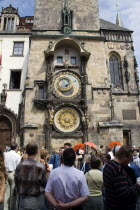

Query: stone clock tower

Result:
[20,0,140,150]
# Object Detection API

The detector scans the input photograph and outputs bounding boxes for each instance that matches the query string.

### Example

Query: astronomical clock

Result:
[43,38,90,149]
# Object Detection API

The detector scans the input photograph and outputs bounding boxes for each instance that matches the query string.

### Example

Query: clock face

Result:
[53,71,81,99]
[54,107,80,133]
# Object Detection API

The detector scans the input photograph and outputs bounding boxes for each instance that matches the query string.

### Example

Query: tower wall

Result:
[34,0,100,30]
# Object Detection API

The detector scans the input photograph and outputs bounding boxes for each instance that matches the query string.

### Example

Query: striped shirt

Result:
[103,160,140,209]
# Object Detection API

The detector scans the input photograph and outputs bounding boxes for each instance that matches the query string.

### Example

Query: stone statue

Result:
[49,107,54,124]
[125,70,130,83]
[135,69,139,83]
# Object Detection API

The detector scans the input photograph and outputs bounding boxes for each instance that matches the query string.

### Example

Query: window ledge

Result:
[7,89,22,91]
[10,55,24,57]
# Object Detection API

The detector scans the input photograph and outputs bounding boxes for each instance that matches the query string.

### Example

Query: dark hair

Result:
[100,145,103,149]
[64,142,72,148]
[26,142,38,156]
[10,142,18,150]
[104,154,111,163]
[63,148,76,166]
[90,155,101,169]
[115,146,133,160]
[59,147,65,151]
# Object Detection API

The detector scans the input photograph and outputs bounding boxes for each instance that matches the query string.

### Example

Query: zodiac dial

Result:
[53,71,81,99]
[54,107,80,133]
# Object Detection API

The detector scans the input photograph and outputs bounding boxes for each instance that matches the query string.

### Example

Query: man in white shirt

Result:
[45,148,89,210]
[4,142,21,210]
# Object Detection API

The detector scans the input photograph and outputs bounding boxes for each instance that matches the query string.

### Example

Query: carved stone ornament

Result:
[124,56,129,68]
[135,69,139,83]
[49,107,54,125]
[125,70,130,83]
[48,41,53,49]
[134,56,138,69]
[2,5,18,14]
[82,113,89,127]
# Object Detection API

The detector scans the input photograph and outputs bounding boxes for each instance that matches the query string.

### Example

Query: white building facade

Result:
[0,5,33,149]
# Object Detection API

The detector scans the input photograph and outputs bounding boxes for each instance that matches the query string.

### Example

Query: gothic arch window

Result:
[109,53,122,87]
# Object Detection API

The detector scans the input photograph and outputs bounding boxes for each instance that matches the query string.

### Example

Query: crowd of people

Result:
[0,141,140,210]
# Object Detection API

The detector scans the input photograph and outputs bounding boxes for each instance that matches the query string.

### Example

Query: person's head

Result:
[115,146,133,166]
[64,142,72,149]
[112,146,121,157]
[26,142,38,157]
[90,148,97,157]
[133,150,138,157]
[59,147,65,156]
[0,148,7,178]
[10,142,18,151]
[40,149,48,160]
[63,148,76,166]
[107,147,112,152]
[100,145,103,149]
[104,154,111,163]
[90,155,102,169]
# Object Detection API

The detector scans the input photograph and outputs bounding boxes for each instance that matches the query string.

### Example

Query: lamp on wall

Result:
[3,83,7,90]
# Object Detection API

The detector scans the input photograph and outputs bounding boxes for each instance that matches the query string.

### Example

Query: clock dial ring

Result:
[54,107,80,133]
[53,71,81,99]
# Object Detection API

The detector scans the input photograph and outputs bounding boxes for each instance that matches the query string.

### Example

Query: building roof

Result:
[2,4,18,15]
[19,17,34,26]
[100,19,132,32]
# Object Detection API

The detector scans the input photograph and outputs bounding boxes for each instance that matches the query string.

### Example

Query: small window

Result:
[38,86,44,99]
[9,71,21,89]
[71,57,77,65]
[13,42,24,56]
[26,19,33,23]
[57,56,63,64]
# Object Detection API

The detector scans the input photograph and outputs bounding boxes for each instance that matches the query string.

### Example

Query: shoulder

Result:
[36,161,46,170]
[104,160,121,175]
[72,167,85,177]
[50,154,57,159]
[16,153,21,159]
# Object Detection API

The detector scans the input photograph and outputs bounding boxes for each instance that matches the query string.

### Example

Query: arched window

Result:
[109,54,122,86]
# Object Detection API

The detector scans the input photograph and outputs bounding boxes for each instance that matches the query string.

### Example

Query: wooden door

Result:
[0,116,12,151]
[123,130,131,146]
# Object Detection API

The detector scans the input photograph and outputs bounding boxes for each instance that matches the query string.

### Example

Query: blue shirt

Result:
[130,162,140,178]
[49,153,60,169]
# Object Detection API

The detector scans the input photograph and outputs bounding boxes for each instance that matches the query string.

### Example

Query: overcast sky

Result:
[0,0,139,75]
